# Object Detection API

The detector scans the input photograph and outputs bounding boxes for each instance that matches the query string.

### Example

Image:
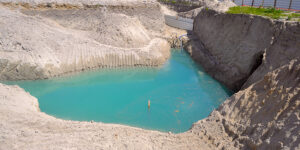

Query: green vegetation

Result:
[227,6,300,21]
[288,13,300,18]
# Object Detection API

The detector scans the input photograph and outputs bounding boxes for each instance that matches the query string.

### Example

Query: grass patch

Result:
[227,6,300,21]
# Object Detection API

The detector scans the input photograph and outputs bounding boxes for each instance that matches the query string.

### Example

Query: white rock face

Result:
[0,1,170,80]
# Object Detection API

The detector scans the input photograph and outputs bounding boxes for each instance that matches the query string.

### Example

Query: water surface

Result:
[3,50,232,133]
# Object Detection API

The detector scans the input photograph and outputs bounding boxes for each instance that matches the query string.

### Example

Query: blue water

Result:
[3,50,232,133]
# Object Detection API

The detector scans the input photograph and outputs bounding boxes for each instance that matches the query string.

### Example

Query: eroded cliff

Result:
[186,9,300,92]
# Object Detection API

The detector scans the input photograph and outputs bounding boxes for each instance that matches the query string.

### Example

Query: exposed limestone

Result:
[0,0,170,80]
[186,9,300,92]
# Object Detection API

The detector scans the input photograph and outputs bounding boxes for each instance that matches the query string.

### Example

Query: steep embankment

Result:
[192,59,300,149]
[0,0,170,80]
[186,9,300,92]
[185,9,300,149]
[243,20,300,88]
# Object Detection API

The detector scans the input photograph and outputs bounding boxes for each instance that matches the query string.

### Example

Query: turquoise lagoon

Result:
[3,50,232,133]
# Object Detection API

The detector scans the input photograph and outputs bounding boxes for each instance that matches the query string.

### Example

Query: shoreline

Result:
[0,0,299,149]
[0,83,217,149]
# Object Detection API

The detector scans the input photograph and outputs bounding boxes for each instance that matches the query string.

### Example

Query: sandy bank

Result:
[0,82,219,150]
[0,1,170,80]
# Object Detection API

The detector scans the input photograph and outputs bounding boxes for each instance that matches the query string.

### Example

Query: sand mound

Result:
[0,1,170,80]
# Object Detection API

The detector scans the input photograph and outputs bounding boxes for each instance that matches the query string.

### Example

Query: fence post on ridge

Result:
[251,0,255,7]
[289,0,293,10]
[274,0,277,8]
